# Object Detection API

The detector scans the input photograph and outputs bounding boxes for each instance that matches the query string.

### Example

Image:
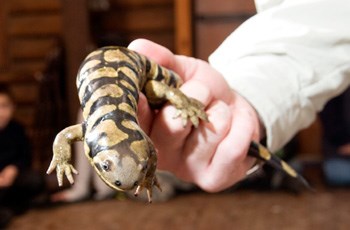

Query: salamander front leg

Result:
[47,124,84,186]
[144,80,208,127]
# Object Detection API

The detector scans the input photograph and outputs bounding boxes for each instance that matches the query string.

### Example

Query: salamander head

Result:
[92,149,148,191]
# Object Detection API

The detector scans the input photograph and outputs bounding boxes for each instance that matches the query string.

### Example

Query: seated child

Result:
[0,83,44,227]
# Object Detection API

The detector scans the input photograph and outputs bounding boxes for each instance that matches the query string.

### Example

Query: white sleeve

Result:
[209,0,350,152]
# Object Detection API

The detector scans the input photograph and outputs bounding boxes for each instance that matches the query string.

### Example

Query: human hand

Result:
[338,143,350,156]
[129,39,263,192]
[0,165,18,188]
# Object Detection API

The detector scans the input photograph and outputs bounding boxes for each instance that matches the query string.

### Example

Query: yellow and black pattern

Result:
[248,141,310,188]
[47,46,309,203]
[47,46,207,202]
[77,47,180,158]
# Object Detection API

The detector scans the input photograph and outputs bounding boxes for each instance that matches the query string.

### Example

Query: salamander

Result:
[47,46,309,203]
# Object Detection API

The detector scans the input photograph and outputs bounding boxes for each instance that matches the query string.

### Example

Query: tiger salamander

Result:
[47,46,309,203]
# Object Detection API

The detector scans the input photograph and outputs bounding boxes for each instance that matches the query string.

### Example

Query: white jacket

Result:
[209,0,350,152]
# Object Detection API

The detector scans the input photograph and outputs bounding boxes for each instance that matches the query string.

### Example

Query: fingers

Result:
[191,93,261,192]
[70,165,78,175]
[56,166,63,186]
[197,104,257,192]
[168,96,257,192]
[47,160,77,186]
[66,165,77,185]
[177,100,232,182]
[151,80,212,171]
[66,170,74,185]
[46,160,57,174]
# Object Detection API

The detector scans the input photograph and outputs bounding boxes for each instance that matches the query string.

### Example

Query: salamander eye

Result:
[101,160,111,172]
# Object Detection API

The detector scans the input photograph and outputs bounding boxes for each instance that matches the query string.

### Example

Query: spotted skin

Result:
[47,46,309,203]
[47,46,207,203]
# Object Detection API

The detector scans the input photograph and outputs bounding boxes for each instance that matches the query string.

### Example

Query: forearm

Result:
[210,0,350,151]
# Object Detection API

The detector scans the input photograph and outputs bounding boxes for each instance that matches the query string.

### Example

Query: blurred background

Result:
[0,0,349,229]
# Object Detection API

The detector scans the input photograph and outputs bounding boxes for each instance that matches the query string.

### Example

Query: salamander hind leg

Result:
[144,80,208,127]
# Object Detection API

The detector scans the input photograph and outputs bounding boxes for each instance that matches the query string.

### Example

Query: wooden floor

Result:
[7,187,350,230]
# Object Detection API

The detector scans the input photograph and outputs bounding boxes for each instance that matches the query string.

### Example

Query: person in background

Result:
[320,87,350,186]
[0,83,45,228]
